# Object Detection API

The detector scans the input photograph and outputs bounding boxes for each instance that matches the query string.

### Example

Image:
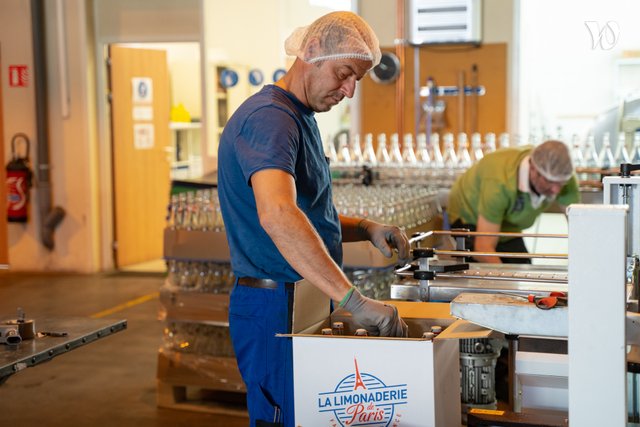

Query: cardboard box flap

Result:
[291,280,331,334]
[436,318,499,340]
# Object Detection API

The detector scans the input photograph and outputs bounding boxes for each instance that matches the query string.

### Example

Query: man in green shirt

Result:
[447,140,580,263]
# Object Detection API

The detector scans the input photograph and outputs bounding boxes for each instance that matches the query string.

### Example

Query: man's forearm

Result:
[339,214,369,242]
[473,236,502,263]
[261,205,352,302]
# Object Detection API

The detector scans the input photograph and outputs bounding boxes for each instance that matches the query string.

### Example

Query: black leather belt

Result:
[237,277,295,290]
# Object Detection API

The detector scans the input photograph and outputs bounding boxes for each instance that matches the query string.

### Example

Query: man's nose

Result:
[340,77,357,98]
[550,182,563,194]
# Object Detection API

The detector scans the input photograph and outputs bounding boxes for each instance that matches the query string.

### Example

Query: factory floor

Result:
[0,271,248,427]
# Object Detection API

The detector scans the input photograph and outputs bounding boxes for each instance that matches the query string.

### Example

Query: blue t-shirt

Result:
[217,85,342,282]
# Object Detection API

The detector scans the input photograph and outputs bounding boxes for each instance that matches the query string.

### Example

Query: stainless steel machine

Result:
[390,164,640,424]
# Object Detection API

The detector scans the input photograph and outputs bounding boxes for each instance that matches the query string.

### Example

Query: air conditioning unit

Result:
[408,0,482,45]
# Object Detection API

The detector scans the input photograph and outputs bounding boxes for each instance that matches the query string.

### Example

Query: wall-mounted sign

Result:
[220,68,239,89]
[132,106,153,121]
[8,65,28,87]
[272,68,286,83]
[133,123,154,150]
[248,69,264,86]
[132,77,153,103]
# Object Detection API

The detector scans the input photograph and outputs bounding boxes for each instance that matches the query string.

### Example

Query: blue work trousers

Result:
[229,281,294,426]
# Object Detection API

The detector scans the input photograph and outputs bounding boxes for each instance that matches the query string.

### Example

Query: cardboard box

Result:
[284,281,466,427]
[164,229,231,261]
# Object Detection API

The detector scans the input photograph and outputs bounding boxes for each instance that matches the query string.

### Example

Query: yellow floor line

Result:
[90,292,159,318]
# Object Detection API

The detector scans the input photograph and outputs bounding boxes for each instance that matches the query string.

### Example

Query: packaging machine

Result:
[389,164,640,425]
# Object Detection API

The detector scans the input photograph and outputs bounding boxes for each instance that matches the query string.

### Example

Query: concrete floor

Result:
[0,272,248,427]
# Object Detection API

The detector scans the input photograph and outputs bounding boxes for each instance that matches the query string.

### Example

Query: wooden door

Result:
[0,47,8,268]
[109,46,170,267]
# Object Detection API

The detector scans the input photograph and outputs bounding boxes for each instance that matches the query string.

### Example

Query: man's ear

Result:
[304,37,321,60]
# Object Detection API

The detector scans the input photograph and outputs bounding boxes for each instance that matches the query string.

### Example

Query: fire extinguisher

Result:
[6,133,33,222]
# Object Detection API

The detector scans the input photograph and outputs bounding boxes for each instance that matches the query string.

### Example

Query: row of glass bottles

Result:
[165,258,395,302]
[344,266,397,301]
[327,131,512,169]
[163,321,235,358]
[332,185,440,230]
[167,183,441,232]
[571,132,640,172]
[167,188,224,231]
[166,260,235,294]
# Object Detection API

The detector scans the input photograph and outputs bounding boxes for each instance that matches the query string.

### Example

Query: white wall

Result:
[1,0,101,272]
[202,0,353,166]
[518,0,640,141]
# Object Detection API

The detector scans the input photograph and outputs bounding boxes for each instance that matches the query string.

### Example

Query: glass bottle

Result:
[331,321,344,336]
[442,132,458,169]
[570,134,585,170]
[631,132,640,164]
[471,132,484,162]
[326,134,338,164]
[597,132,615,170]
[389,133,403,165]
[376,133,391,165]
[362,133,377,166]
[430,133,444,168]
[416,133,431,165]
[484,132,497,154]
[402,133,418,164]
[351,133,364,165]
[583,133,600,181]
[456,133,472,168]
[336,132,351,165]
[614,133,630,164]
[499,132,510,149]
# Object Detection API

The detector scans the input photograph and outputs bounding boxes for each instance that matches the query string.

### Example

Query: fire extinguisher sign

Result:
[8,65,29,87]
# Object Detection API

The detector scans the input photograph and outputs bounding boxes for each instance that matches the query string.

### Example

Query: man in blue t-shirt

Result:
[217,11,409,427]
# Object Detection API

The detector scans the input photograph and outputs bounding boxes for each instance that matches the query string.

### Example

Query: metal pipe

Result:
[409,229,567,244]
[413,47,420,138]
[506,334,520,412]
[434,249,567,260]
[457,70,465,135]
[395,0,405,137]
[31,0,66,250]
[436,272,568,284]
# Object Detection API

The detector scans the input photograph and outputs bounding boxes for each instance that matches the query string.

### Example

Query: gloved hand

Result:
[360,219,410,264]
[341,287,408,337]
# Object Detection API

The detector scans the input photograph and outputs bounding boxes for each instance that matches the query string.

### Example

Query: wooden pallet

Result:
[157,379,248,417]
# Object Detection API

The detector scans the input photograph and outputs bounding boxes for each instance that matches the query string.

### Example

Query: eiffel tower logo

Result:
[353,358,367,390]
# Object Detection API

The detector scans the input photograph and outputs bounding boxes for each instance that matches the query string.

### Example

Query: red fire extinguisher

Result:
[6,133,33,222]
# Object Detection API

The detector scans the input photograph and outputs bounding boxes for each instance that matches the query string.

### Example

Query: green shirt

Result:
[447,147,580,239]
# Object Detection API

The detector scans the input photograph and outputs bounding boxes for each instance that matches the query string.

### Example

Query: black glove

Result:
[360,220,410,264]
[341,287,408,337]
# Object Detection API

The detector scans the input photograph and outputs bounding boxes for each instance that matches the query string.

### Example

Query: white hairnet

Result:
[284,11,381,69]
[530,140,574,182]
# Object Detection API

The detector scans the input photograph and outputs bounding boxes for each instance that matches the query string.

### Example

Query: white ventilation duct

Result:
[408,0,482,45]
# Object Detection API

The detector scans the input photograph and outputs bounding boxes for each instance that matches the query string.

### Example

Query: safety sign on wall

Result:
[133,123,155,150]
[8,65,29,87]
[132,77,153,104]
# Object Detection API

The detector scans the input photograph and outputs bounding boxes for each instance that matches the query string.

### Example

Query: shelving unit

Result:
[169,121,202,179]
